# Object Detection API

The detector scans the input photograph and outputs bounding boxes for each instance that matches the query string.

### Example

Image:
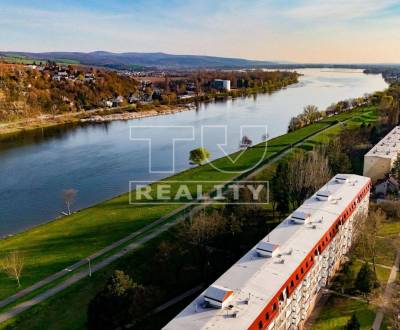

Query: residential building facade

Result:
[164,174,371,330]
[363,126,400,183]
[213,79,231,91]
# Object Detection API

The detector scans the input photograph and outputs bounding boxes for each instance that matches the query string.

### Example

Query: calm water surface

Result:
[0,69,388,236]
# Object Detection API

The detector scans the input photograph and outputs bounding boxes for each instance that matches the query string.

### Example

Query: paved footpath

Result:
[0,220,180,323]
[0,120,343,324]
[0,203,189,310]
[372,246,400,330]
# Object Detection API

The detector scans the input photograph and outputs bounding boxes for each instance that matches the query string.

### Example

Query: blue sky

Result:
[1,0,400,63]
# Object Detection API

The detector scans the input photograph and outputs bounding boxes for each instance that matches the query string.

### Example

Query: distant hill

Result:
[0,51,277,69]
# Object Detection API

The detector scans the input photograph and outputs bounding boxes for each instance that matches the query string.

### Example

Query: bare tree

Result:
[62,188,77,215]
[1,251,24,287]
[287,148,331,207]
[181,210,226,281]
[183,210,226,247]
[239,135,253,149]
[356,208,386,273]
[365,209,385,272]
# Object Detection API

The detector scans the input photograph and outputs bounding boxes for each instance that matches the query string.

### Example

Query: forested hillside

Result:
[0,63,138,121]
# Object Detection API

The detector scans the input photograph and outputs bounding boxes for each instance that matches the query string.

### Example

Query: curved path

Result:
[371,243,400,330]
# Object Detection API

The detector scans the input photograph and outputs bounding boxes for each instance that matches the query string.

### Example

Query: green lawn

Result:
[302,106,378,148]
[378,220,400,237]
[0,55,79,65]
[312,296,376,330]
[0,229,199,330]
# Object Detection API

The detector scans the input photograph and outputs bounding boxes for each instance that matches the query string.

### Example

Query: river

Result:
[0,69,388,237]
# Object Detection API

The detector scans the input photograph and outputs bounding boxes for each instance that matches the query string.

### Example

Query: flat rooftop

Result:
[365,126,400,159]
[164,174,370,330]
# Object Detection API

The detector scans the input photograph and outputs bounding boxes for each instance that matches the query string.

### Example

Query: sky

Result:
[1,0,400,63]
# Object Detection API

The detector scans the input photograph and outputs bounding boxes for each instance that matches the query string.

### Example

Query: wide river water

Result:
[0,69,388,237]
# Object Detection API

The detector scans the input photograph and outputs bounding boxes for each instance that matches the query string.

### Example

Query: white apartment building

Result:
[213,79,231,91]
[363,126,400,183]
[164,174,371,330]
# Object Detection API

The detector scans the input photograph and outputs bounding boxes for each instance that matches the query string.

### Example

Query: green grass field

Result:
[312,296,376,330]
[0,55,79,65]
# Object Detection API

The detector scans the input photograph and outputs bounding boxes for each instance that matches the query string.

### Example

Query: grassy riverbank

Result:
[0,120,329,298]
[0,106,379,330]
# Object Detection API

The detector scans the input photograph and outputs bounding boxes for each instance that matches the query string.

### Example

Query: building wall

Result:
[249,184,370,330]
[363,155,393,183]
[223,80,231,91]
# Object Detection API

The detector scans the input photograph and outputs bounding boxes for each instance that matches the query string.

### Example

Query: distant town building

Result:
[103,100,113,108]
[164,174,371,330]
[363,126,400,183]
[112,96,124,107]
[128,95,140,103]
[237,78,249,89]
[84,73,95,82]
[374,175,400,196]
[213,79,231,91]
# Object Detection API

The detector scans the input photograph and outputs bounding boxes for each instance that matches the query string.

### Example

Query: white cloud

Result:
[285,0,398,20]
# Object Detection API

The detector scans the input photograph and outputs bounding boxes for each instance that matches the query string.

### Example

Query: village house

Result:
[128,94,140,104]
[374,175,400,197]
[112,96,124,107]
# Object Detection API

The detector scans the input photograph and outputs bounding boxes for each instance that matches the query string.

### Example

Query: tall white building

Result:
[213,79,231,91]
[164,174,371,330]
[363,126,400,183]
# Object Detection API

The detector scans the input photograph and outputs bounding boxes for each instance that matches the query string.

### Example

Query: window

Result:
[265,312,270,320]
[273,303,277,311]
[279,292,284,301]
[301,268,304,274]
[259,320,263,329]
[291,280,294,287]
[306,262,309,268]
[296,274,299,281]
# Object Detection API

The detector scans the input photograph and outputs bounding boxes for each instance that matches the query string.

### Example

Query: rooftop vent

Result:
[335,175,350,184]
[204,285,234,309]
[256,241,280,258]
[290,210,311,225]
[316,190,332,201]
